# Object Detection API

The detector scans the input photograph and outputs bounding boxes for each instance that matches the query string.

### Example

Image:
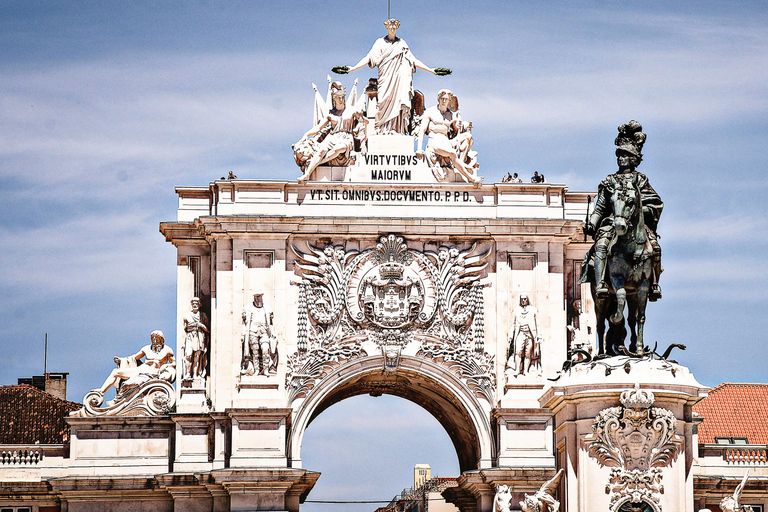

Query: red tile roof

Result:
[693,383,768,445]
[0,385,81,445]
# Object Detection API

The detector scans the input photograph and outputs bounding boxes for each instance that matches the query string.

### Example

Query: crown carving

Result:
[620,383,654,410]
[379,261,405,281]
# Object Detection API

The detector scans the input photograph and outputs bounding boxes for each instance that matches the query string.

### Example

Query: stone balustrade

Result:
[1,447,43,466]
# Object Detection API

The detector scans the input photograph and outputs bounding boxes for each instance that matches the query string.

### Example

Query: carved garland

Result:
[586,384,680,512]
[287,235,495,403]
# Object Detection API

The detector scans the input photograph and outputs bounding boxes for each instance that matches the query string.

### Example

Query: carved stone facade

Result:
[288,235,495,403]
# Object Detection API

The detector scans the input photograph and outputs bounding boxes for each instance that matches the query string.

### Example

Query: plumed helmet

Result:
[614,120,646,160]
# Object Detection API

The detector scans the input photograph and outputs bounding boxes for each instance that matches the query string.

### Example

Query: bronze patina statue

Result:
[580,121,663,356]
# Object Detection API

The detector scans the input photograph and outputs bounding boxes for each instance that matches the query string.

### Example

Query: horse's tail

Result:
[578,245,595,286]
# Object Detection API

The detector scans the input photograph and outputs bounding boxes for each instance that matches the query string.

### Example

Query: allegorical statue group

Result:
[292,18,480,184]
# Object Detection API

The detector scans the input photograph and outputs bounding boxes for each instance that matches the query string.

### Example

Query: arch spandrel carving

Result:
[288,234,496,405]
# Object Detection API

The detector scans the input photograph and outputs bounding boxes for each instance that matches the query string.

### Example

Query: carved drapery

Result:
[287,235,495,403]
[587,384,680,512]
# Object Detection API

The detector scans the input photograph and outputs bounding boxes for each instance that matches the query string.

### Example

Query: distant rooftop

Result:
[694,383,768,445]
[0,384,81,445]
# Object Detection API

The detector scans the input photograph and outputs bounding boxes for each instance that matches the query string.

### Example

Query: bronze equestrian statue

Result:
[579,121,663,356]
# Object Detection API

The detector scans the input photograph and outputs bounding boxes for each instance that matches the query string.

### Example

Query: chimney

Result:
[45,372,68,400]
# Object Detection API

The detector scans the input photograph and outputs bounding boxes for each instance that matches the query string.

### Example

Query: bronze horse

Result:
[584,174,655,356]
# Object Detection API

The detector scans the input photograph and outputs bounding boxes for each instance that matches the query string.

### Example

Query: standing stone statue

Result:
[566,299,594,357]
[505,294,540,376]
[341,19,442,135]
[182,297,209,381]
[241,293,278,376]
[583,120,663,301]
[416,89,480,184]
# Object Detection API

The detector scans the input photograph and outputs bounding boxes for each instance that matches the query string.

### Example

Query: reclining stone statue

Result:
[520,468,564,512]
[72,330,176,417]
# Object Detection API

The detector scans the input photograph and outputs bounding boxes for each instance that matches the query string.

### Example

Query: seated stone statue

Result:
[293,81,367,182]
[416,89,480,184]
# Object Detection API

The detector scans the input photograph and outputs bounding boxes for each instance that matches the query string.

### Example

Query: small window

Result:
[715,436,749,445]
[748,505,763,512]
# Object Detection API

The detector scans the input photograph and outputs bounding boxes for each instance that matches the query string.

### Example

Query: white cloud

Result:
[0,210,175,299]
[664,215,768,243]
[0,51,310,196]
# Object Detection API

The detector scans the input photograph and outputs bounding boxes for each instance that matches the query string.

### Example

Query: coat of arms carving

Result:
[287,235,495,403]
[586,384,681,512]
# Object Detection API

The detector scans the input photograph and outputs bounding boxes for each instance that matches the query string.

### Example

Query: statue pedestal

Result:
[229,409,291,468]
[540,357,707,512]
[172,414,213,473]
[66,417,174,477]
[210,468,320,512]
[179,384,208,413]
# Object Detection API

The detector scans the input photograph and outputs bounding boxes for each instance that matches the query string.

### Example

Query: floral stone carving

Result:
[587,384,681,512]
[288,235,494,403]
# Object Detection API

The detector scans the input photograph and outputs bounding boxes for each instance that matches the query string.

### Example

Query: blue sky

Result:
[2,1,768,509]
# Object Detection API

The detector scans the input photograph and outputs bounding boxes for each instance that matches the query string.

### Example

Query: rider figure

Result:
[584,120,663,301]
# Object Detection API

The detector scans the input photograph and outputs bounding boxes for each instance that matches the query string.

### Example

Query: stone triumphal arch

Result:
[1,19,710,512]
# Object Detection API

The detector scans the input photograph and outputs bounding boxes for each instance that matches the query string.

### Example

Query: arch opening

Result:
[300,394,461,512]
[290,355,493,473]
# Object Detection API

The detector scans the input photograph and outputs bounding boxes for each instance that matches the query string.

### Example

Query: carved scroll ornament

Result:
[587,384,680,512]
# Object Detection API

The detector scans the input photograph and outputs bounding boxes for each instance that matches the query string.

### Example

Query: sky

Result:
[2,0,768,510]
